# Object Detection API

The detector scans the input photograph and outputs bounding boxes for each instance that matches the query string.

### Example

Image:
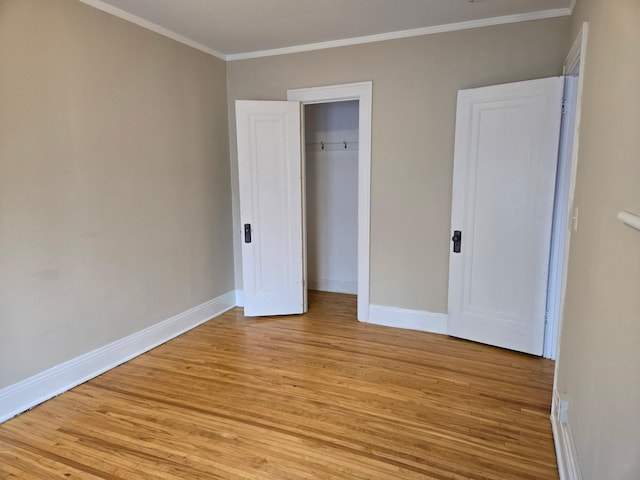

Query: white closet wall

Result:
[305,101,359,294]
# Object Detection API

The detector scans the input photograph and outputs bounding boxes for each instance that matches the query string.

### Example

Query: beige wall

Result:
[227,18,570,312]
[0,0,234,388]
[4,1,638,473]
[555,1,640,478]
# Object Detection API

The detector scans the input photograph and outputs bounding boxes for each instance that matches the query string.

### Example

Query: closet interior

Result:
[304,100,359,295]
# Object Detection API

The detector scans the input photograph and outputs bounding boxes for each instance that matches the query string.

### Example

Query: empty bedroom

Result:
[1,0,638,478]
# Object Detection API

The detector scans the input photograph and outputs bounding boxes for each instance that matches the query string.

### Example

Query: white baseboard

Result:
[551,390,583,480]
[368,304,447,334]
[0,291,237,424]
[308,279,358,295]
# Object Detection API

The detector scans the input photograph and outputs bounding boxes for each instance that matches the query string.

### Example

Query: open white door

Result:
[236,100,305,317]
[448,77,564,355]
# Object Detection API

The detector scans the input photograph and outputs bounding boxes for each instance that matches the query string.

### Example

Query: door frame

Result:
[547,23,589,361]
[544,75,578,358]
[287,82,372,322]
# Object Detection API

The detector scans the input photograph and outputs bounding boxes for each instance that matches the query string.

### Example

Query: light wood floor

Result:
[0,291,558,479]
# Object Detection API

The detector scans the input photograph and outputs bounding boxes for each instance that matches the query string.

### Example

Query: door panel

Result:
[448,77,564,355]
[236,100,305,316]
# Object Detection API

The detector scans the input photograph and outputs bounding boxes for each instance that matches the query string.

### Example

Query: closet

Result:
[304,101,359,295]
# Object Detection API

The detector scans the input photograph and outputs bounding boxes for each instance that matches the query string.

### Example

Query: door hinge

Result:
[561,100,568,115]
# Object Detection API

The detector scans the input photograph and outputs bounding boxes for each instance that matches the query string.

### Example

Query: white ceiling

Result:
[80,0,573,60]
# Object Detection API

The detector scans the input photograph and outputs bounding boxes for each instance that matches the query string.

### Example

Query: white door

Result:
[447,77,564,355]
[236,100,305,317]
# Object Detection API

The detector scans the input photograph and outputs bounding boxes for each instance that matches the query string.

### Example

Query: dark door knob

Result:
[452,230,462,253]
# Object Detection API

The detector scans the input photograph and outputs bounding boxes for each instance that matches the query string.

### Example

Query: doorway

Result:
[545,23,588,361]
[304,101,359,296]
[288,82,372,322]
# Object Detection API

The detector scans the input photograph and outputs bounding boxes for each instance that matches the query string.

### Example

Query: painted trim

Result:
[227,9,571,61]
[308,280,358,295]
[235,289,245,308]
[0,291,236,424]
[565,26,585,76]
[368,305,447,335]
[288,82,372,323]
[544,74,578,360]
[553,22,589,392]
[78,1,571,62]
[550,27,589,478]
[551,391,584,480]
[76,0,226,60]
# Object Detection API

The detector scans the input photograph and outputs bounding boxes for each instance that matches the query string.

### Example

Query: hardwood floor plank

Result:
[0,291,558,479]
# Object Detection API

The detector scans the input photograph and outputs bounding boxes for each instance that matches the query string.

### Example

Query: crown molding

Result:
[76,0,226,60]
[76,1,571,62]
[227,8,572,61]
